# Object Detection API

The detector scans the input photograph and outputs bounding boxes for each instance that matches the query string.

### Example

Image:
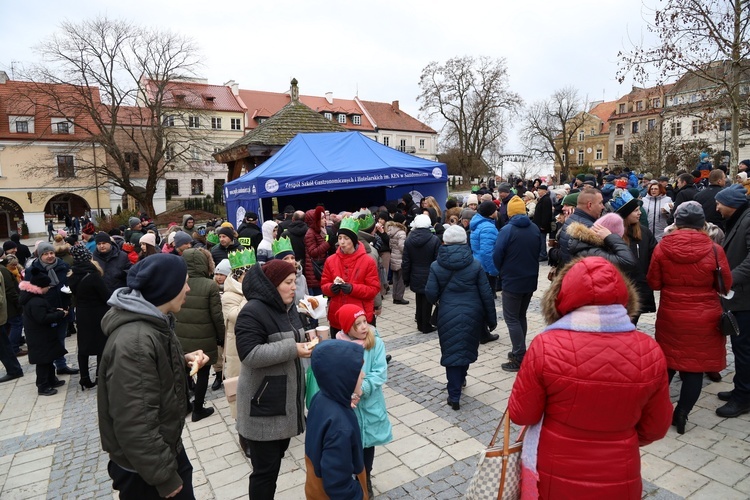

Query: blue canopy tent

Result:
[223,131,448,226]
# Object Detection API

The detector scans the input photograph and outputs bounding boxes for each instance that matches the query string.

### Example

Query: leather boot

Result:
[211,371,222,391]
[672,406,688,434]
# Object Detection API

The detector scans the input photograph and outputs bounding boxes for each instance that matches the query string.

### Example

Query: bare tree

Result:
[520,87,586,183]
[20,17,208,216]
[418,56,522,179]
[618,0,750,177]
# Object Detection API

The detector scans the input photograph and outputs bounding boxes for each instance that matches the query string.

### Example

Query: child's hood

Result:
[311,340,363,406]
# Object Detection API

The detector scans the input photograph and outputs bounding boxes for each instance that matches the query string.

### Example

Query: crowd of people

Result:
[1,154,749,498]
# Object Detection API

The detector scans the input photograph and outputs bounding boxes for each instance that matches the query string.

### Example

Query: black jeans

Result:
[247,438,290,499]
[415,293,432,332]
[108,448,194,500]
[363,446,375,475]
[502,291,533,360]
[668,369,703,414]
[35,363,58,391]
[730,311,750,403]
[0,330,22,378]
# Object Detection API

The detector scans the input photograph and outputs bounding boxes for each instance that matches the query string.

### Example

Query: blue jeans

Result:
[502,291,533,361]
[730,311,750,404]
[7,315,22,353]
[0,329,23,378]
[446,365,469,403]
[53,322,69,369]
[539,232,549,260]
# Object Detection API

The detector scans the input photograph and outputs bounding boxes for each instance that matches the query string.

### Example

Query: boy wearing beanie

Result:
[98,254,210,498]
[493,195,543,371]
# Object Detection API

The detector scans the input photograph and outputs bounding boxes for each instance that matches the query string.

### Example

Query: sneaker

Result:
[501,359,522,372]
[191,406,215,422]
[716,399,750,418]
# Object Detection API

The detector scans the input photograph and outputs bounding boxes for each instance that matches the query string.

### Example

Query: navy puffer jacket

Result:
[425,244,497,367]
[402,228,440,294]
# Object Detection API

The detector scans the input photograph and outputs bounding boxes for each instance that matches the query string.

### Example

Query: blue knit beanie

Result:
[127,254,187,306]
[715,184,748,209]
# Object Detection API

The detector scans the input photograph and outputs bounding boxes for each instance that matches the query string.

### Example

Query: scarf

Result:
[336,331,366,347]
[41,259,60,287]
[544,304,635,333]
[9,266,21,283]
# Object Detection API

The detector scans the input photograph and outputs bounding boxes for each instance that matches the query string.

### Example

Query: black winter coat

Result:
[282,220,309,263]
[694,184,725,230]
[210,240,242,267]
[673,184,697,212]
[25,257,70,310]
[68,261,110,356]
[19,283,66,364]
[624,225,657,314]
[566,222,638,274]
[533,193,553,233]
[402,228,440,294]
[93,246,131,294]
[237,222,262,250]
[425,244,496,367]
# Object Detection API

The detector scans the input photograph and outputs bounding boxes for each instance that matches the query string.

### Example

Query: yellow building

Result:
[553,100,616,179]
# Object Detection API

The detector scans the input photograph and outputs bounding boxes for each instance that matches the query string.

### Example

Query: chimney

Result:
[0,71,8,84]
[392,100,400,112]
[325,92,333,104]
[225,79,239,96]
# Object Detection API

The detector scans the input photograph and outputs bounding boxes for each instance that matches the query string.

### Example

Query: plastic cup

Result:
[306,329,317,342]
[316,325,330,340]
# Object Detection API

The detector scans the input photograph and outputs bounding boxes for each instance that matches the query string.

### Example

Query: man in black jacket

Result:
[557,189,605,266]
[673,172,698,212]
[694,169,726,231]
[280,210,308,265]
[210,226,242,266]
[236,212,262,251]
[533,185,553,260]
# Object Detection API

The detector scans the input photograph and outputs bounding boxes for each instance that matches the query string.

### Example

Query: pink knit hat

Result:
[596,213,625,237]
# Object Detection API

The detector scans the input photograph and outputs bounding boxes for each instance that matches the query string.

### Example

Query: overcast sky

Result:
[1,0,660,160]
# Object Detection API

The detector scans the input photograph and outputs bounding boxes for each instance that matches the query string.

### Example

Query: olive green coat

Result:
[174,248,225,364]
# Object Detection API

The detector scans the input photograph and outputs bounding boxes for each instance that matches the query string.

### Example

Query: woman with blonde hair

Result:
[422,195,443,223]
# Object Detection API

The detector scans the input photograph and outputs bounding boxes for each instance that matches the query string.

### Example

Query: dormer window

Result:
[352,115,361,125]
[619,103,626,114]
[9,116,34,133]
[51,117,73,134]
[337,114,346,124]
[636,101,644,111]
[652,98,661,108]
[324,112,332,120]
[16,121,28,133]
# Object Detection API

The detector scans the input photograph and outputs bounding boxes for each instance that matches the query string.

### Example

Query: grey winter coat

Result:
[385,221,407,270]
[235,264,306,441]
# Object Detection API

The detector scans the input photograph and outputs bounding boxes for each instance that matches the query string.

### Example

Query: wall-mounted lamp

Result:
[27,191,32,203]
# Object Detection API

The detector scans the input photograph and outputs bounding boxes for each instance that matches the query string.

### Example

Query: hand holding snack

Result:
[334,276,345,285]
[185,349,209,376]
[296,342,313,358]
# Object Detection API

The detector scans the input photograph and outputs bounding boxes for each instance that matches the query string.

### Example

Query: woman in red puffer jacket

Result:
[647,201,732,434]
[509,257,672,500]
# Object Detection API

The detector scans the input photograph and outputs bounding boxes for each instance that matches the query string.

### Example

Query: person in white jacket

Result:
[643,181,673,242]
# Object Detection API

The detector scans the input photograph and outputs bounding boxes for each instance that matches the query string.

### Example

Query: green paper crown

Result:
[228,248,256,269]
[272,236,294,256]
[356,213,375,232]
[339,216,360,234]
[206,232,220,245]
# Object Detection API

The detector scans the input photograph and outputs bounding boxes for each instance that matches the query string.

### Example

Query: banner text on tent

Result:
[283,172,427,190]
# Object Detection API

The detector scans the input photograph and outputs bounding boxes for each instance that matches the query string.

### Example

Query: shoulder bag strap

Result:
[712,245,727,295]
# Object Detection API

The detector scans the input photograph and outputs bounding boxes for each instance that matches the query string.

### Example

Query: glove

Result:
[331,283,342,294]
[340,283,353,294]
[216,337,224,347]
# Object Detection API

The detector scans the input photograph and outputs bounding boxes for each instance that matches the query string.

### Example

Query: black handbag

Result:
[311,259,325,281]
[713,246,740,337]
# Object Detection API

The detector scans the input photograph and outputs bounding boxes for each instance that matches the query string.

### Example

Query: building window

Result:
[165,146,175,161]
[647,118,656,131]
[56,122,70,134]
[383,136,390,147]
[191,146,200,161]
[616,123,624,136]
[257,118,266,124]
[324,112,332,120]
[124,152,140,172]
[636,101,644,111]
[578,130,585,141]
[230,118,241,130]
[419,138,426,149]
[213,146,222,154]
[618,103,626,114]
[577,150,584,165]
[596,148,603,160]
[214,179,225,204]
[190,179,203,195]
[337,114,346,124]
[163,115,175,127]
[211,117,221,129]
[166,179,179,197]
[352,115,361,125]
[615,145,623,160]
[561,153,566,163]
[692,119,704,135]
[670,121,682,136]
[590,128,595,136]
[57,155,75,177]
[15,121,28,133]
[188,116,199,128]
[632,121,640,134]
[690,94,698,103]
[652,98,661,108]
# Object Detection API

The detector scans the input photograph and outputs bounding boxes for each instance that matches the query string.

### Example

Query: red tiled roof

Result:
[357,100,436,133]
[0,79,100,141]
[588,100,617,134]
[144,80,244,113]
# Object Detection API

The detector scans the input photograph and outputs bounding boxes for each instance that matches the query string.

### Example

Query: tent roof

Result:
[224,131,446,199]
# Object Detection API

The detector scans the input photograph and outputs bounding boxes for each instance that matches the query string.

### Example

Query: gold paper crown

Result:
[228,248,256,269]
[206,232,220,245]
[339,216,360,234]
[272,236,294,256]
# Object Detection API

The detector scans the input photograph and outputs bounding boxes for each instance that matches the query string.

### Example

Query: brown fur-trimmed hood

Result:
[385,220,407,235]
[566,221,605,247]
[542,257,640,324]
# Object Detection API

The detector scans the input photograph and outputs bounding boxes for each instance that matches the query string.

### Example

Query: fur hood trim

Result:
[19,280,47,295]
[385,220,407,233]
[566,221,605,247]
[542,258,640,324]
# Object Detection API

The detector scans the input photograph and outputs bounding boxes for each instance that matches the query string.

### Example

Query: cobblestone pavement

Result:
[1,263,749,499]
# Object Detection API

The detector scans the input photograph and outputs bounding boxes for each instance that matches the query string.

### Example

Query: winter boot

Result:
[211,371,223,391]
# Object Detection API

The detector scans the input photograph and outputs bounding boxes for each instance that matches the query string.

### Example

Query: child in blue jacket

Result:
[305,340,368,499]
[335,304,393,498]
